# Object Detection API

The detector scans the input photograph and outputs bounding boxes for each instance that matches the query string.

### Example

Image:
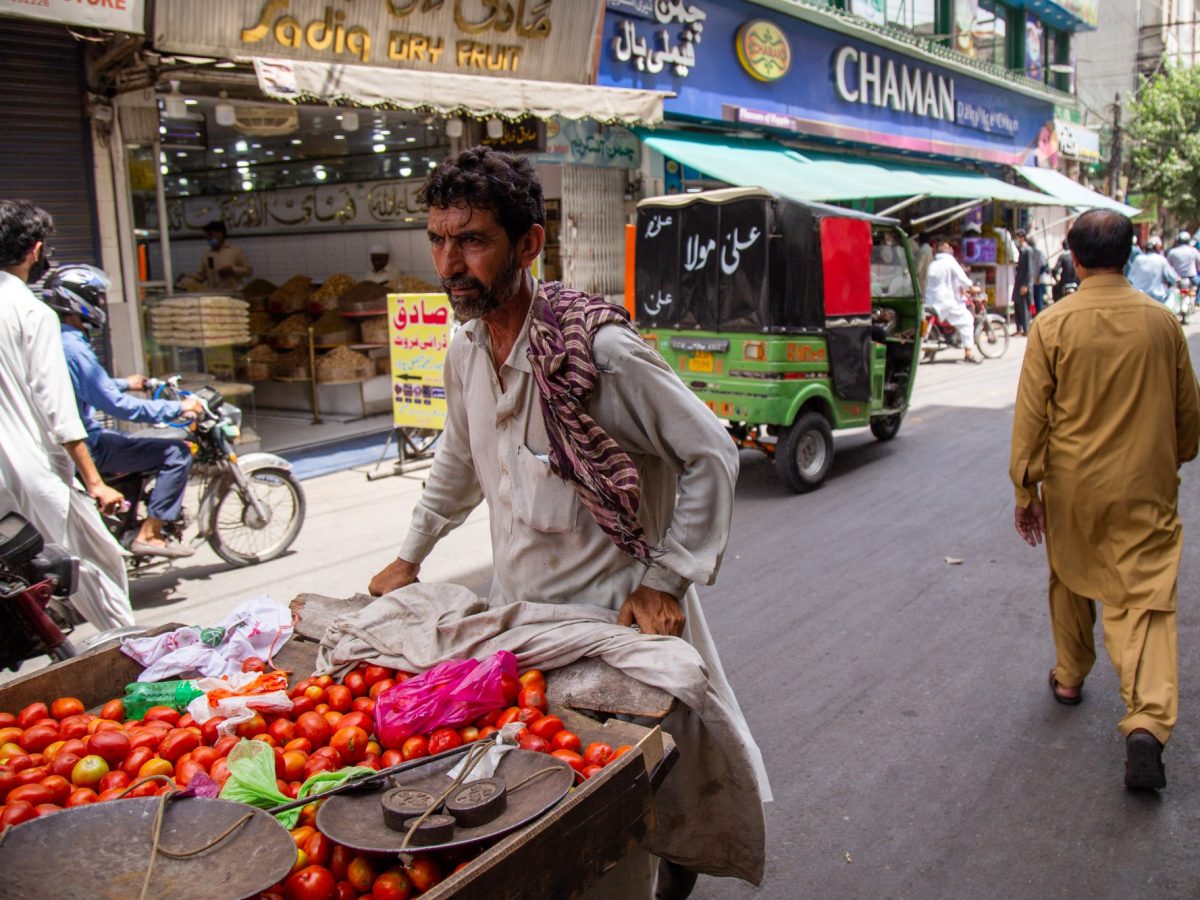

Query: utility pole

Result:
[1109,92,1123,199]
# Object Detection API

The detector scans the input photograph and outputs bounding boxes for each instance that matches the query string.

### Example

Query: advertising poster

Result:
[953,0,979,57]
[1025,15,1044,81]
[387,293,453,430]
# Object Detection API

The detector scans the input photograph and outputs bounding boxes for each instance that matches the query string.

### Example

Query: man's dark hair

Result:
[1067,209,1133,269]
[203,220,227,236]
[0,200,54,267]
[419,146,545,243]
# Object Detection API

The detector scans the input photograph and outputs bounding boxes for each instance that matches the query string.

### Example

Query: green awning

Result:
[637,130,1058,206]
[1014,166,1140,216]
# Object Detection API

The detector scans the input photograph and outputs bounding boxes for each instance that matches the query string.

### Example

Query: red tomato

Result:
[284,738,313,755]
[357,754,381,771]
[39,774,71,805]
[138,758,173,779]
[551,749,585,774]
[20,723,60,754]
[325,685,352,713]
[290,825,317,848]
[191,746,219,769]
[474,708,501,729]
[55,738,86,759]
[121,746,155,779]
[303,756,337,779]
[253,733,279,748]
[550,730,582,753]
[361,666,391,687]
[291,677,315,698]
[212,735,240,758]
[331,882,355,900]
[87,730,130,766]
[96,787,126,802]
[312,746,342,764]
[518,669,547,693]
[517,688,548,714]
[612,744,635,760]
[337,712,372,735]
[33,803,63,817]
[516,707,542,726]
[49,697,84,720]
[235,714,269,739]
[142,706,181,726]
[97,770,130,793]
[175,758,207,788]
[372,869,412,900]
[48,753,81,780]
[0,765,17,802]
[330,726,370,764]
[16,703,50,729]
[8,783,53,806]
[517,732,550,754]
[303,831,332,868]
[99,699,125,721]
[0,713,14,728]
[458,726,480,743]
[350,697,375,716]
[495,707,522,729]
[89,719,122,736]
[528,715,564,741]
[241,656,267,673]
[0,726,23,747]
[0,800,36,828]
[582,764,604,779]
[583,742,614,768]
[404,856,442,892]
[328,843,353,881]
[321,711,343,729]
[499,673,521,705]
[368,679,395,701]
[65,787,98,807]
[381,749,403,767]
[346,857,376,892]
[478,725,499,740]
[58,715,92,741]
[284,864,337,900]
[177,713,197,730]
[200,717,228,746]
[342,672,367,698]
[127,729,162,753]
[290,697,316,717]
[210,758,233,786]
[295,712,332,749]
[427,728,462,754]
[15,765,48,786]
[314,675,334,689]
[281,750,308,781]
[159,728,200,763]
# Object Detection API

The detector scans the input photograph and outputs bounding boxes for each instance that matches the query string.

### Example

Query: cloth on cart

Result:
[316,582,768,885]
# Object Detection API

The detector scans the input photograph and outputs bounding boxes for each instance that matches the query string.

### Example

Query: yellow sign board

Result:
[736,20,791,82]
[387,293,454,430]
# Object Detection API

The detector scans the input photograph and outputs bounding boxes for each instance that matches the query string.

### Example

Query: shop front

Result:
[101,0,665,452]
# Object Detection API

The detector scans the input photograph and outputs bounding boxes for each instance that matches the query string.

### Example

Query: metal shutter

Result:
[0,19,99,268]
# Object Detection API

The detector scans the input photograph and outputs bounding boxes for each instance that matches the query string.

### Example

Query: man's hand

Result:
[124,374,146,392]
[1014,500,1046,547]
[180,396,204,419]
[1019,285,1029,296]
[369,558,420,597]
[89,481,124,517]
[617,585,686,637]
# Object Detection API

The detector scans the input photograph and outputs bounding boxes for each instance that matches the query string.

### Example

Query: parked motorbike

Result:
[104,377,306,573]
[920,297,1009,362]
[0,512,81,670]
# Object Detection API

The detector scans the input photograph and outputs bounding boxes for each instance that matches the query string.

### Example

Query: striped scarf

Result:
[526,282,656,564]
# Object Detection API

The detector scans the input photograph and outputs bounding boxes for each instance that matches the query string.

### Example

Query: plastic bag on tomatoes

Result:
[375,650,518,749]
[186,671,293,734]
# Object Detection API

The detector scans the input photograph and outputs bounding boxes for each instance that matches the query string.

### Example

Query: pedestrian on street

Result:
[368,146,765,890]
[1127,234,1178,302]
[923,238,981,363]
[1010,209,1200,791]
[1010,229,1040,335]
[1050,238,1077,300]
[0,200,133,630]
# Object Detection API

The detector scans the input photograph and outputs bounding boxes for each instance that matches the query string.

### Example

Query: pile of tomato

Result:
[0,661,632,900]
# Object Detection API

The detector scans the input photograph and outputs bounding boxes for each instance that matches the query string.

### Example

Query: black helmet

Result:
[43,264,109,327]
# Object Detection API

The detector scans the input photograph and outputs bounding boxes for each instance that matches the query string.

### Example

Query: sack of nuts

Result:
[269,275,313,314]
[338,280,388,313]
[316,346,373,382]
[310,274,357,312]
[273,346,311,379]
[359,315,389,345]
[268,313,312,349]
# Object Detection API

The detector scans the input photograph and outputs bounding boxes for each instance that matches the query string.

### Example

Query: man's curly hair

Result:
[0,200,54,268]
[419,146,545,243]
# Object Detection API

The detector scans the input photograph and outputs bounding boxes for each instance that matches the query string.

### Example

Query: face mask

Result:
[207,238,221,250]
[28,248,49,283]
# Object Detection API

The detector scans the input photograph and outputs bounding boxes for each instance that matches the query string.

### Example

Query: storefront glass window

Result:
[885,0,937,37]
[974,0,1009,69]
[871,232,916,297]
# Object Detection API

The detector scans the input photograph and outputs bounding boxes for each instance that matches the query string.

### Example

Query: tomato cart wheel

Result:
[775,412,834,493]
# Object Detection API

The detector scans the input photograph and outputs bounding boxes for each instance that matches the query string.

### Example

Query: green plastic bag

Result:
[218,739,376,829]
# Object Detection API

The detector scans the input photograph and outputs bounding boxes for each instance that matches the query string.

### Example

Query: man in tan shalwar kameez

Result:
[1011,209,1200,790]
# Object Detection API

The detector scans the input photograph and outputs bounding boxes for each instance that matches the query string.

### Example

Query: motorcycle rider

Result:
[45,265,203,558]
[924,238,982,364]
[1166,230,1200,289]
[1127,236,1179,303]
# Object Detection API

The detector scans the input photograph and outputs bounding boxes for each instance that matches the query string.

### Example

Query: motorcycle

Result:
[104,376,306,573]
[920,296,1009,362]
[1165,281,1196,325]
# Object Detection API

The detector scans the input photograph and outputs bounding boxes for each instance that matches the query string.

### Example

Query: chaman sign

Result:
[153,0,603,84]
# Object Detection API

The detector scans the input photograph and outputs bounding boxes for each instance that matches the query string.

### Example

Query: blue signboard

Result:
[598,0,1054,165]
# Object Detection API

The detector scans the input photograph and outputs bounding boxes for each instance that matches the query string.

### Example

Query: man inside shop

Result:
[368,146,766,894]
[361,243,402,288]
[185,220,252,291]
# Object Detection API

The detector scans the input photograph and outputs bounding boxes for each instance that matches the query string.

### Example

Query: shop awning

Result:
[1013,166,1141,216]
[254,59,669,126]
[637,130,1057,205]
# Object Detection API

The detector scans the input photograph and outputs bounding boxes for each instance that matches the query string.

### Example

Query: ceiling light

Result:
[428,159,437,168]
[291,138,302,145]
[215,60,236,69]
[179,177,189,185]
[316,170,328,181]
[184,99,198,106]
[251,143,262,149]
[405,136,417,143]
[213,147,224,154]
[235,139,248,152]
[266,150,275,156]
[176,151,187,157]
[160,165,169,175]
[241,179,253,191]
[159,152,167,162]
[373,143,386,153]
[341,110,359,131]
[379,130,391,136]
[333,134,345,140]
[486,118,504,140]
[399,166,412,177]
[444,118,464,139]
[159,126,167,134]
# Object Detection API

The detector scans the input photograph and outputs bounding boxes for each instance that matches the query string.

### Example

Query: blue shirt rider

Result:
[1127,237,1179,303]
[46,265,202,558]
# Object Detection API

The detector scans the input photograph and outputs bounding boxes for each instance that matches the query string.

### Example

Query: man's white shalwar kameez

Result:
[0,272,132,629]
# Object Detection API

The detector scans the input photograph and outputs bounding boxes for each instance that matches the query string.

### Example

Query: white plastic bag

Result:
[186,670,293,734]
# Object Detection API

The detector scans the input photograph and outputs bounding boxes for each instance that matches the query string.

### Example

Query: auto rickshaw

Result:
[633,187,923,492]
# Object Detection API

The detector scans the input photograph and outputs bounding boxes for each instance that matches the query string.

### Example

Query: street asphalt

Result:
[7,324,1200,898]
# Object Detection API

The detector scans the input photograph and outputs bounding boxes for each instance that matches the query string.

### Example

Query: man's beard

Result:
[441,251,522,321]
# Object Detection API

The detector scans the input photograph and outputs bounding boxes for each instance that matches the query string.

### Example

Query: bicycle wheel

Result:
[209,467,306,566]
[976,314,1009,359]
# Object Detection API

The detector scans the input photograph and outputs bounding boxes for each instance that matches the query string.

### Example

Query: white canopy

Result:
[254,58,669,125]
[1014,166,1141,217]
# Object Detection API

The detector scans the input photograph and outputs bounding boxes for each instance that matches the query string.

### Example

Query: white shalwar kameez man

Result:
[925,249,977,356]
[0,271,132,629]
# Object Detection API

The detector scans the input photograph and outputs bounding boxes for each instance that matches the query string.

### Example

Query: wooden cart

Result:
[0,593,679,899]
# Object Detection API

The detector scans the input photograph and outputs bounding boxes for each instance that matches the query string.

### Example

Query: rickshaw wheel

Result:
[869,414,902,441]
[775,412,834,493]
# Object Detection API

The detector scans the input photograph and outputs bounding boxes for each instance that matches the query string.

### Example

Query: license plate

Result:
[687,351,714,372]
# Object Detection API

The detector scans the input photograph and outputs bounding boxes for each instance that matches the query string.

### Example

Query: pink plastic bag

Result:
[375,650,518,748]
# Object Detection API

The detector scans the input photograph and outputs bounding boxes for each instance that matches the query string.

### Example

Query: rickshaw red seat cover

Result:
[819,218,872,317]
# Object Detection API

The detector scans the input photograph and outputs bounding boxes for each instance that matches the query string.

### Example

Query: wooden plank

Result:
[545,657,675,720]
[289,592,373,643]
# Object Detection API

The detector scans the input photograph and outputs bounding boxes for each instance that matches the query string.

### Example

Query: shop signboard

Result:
[162,177,429,237]
[387,293,453,431]
[598,0,1056,165]
[0,0,144,33]
[536,118,640,168]
[153,0,602,85]
[1054,119,1099,162]
[1024,15,1044,82]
